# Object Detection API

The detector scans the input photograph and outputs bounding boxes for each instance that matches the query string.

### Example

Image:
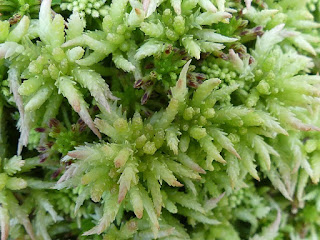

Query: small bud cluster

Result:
[201,60,237,83]
[61,0,108,19]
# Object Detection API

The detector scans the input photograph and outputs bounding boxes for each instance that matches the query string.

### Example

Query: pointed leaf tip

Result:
[171,60,192,101]
[178,59,192,88]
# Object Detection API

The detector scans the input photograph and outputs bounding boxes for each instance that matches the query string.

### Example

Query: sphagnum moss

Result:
[1,0,320,239]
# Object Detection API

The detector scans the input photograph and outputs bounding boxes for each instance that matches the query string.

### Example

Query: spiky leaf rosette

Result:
[0,0,117,154]
[0,154,81,240]
[58,20,320,236]
[242,0,320,57]
[200,23,320,200]
[61,0,238,73]
[56,61,209,237]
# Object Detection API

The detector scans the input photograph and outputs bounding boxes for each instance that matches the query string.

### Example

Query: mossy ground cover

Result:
[0,0,320,239]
